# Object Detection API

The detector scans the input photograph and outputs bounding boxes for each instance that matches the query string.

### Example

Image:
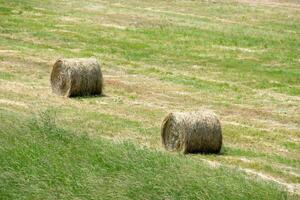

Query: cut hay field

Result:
[0,0,299,199]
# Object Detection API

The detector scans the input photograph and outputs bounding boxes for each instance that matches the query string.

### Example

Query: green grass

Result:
[0,72,14,80]
[0,0,299,198]
[0,109,291,199]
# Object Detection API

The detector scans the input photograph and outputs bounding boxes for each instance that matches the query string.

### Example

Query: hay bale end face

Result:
[161,110,222,154]
[51,58,103,97]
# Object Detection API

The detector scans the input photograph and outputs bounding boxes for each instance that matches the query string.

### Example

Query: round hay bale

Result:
[51,58,103,97]
[161,110,222,154]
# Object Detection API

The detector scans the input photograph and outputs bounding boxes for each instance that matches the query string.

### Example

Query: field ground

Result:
[0,0,299,199]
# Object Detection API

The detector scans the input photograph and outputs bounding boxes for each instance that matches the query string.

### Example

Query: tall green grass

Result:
[0,109,290,199]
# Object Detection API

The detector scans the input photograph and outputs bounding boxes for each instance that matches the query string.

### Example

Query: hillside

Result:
[0,0,299,199]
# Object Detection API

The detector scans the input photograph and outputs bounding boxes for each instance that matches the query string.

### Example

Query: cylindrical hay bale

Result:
[51,58,103,97]
[161,110,222,154]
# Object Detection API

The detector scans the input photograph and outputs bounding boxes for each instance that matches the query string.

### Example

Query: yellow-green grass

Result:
[0,0,299,197]
[0,109,293,199]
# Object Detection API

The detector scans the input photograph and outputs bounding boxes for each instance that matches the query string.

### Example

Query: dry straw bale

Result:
[161,110,222,154]
[51,58,103,97]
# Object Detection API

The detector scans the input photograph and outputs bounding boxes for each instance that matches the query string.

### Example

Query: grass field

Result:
[0,0,299,199]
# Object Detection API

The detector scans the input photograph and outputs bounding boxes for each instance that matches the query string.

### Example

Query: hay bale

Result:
[161,110,222,154]
[51,58,103,97]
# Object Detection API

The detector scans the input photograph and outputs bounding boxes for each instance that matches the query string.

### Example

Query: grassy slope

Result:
[0,0,299,198]
[0,109,290,199]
